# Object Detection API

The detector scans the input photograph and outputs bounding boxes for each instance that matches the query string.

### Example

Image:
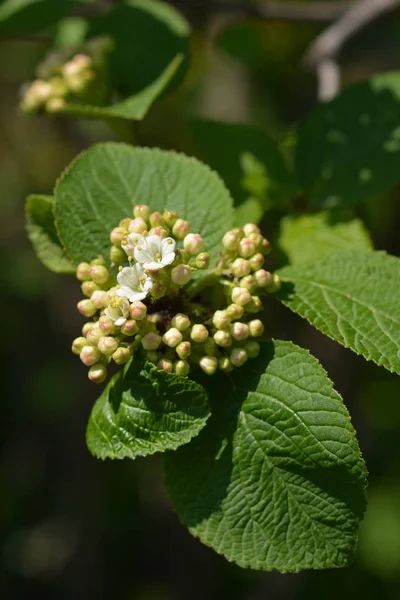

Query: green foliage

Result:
[165,340,367,572]
[54,143,234,266]
[278,250,400,374]
[0,0,72,33]
[87,358,210,460]
[296,72,400,208]
[278,212,373,265]
[25,194,74,274]
[233,197,264,227]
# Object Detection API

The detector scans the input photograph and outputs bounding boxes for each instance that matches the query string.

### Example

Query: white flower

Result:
[134,234,176,270]
[121,233,146,258]
[104,294,130,326]
[116,264,153,302]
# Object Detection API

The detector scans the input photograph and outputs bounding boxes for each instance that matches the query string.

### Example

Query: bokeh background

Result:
[2,0,400,598]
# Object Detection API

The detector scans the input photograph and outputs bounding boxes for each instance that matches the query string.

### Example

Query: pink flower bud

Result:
[110,227,127,246]
[194,252,210,270]
[148,226,168,238]
[249,253,264,271]
[72,337,87,355]
[183,233,204,255]
[175,360,190,376]
[119,217,131,230]
[231,258,251,278]
[255,269,272,287]
[81,280,101,297]
[98,336,119,356]
[149,212,164,228]
[163,210,178,227]
[230,322,249,341]
[239,238,256,258]
[171,313,191,331]
[214,330,232,348]
[249,319,264,337]
[141,332,162,350]
[133,204,150,221]
[244,340,260,358]
[172,218,190,240]
[77,262,91,281]
[77,299,97,317]
[226,304,244,320]
[129,217,147,233]
[260,238,271,255]
[243,223,260,236]
[130,301,147,320]
[91,290,108,309]
[82,322,95,336]
[157,358,173,373]
[86,326,102,345]
[120,319,139,336]
[230,347,248,367]
[163,327,183,348]
[240,275,257,293]
[113,347,132,365]
[212,310,230,330]
[190,324,209,343]
[89,265,109,285]
[171,264,192,286]
[199,355,218,375]
[98,316,115,335]
[219,357,233,372]
[231,287,252,306]
[222,230,240,251]
[80,345,101,366]
[176,341,191,359]
[88,363,107,384]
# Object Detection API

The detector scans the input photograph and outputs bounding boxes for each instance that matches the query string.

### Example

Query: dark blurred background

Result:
[2,0,400,598]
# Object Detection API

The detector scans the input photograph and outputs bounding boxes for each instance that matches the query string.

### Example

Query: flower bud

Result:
[266,273,281,293]
[72,336,87,355]
[231,258,251,278]
[199,355,218,375]
[130,301,147,321]
[231,287,252,306]
[91,290,108,309]
[110,245,126,265]
[119,217,131,230]
[146,351,159,364]
[171,264,192,286]
[183,233,204,255]
[226,303,244,320]
[46,97,66,113]
[214,330,232,348]
[239,238,256,258]
[230,322,249,341]
[255,269,272,288]
[80,345,101,366]
[89,265,109,285]
[194,252,210,270]
[249,253,264,271]
[190,324,209,343]
[249,319,264,337]
[171,313,191,332]
[88,363,107,384]
[151,281,167,299]
[240,275,257,293]
[243,223,260,236]
[129,217,147,233]
[90,257,107,267]
[148,226,168,238]
[248,233,264,248]
[244,340,260,358]
[203,337,218,356]
[99,315,116,335]
[222,230,240,251]
[246,296,262,313]
[120,319,139,336]
[175,360,190,377]
[231,347,248,367]
[260,238,271,255]
[110,227,127,246]
[113,347,132,365]
[81,280,101,297]
[212,310,230,330]
[176,341,191,359]
[149,211,164,228]
[157,358,173,373]
[98,336,119,356]
[172,219,190,240]
[82,322,95,336]
[77,299,97,317]
[219,357,233,372]
[77,262,91,281]
[163,327,183,348]
[163,210,178,227]
[86,325,102,345]
[133,204,150,221]
[142,332,162,350]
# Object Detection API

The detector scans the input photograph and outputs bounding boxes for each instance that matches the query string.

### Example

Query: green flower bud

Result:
[172,218,190,240]
[119,217,131,230]
[171,313,191,331]
[163,210,178,227]
[214,330,232,348]
[110,227,127,246]
[249,319,264,337]
[82,322,95,336]
[46,97,66,113]
[203,337,218,356]
[194,252,210,270]
[133,204,150,221]
[98,336,119,356]
[151,281,168,299]
[171,264,192,286]
[243,223,260,236]
[175,359,190,376]
[266,273,281,293]
[183,233,204,255]
[249,253,264,271]
[90,257,107,267]
[91,290,108,309]
[255,269,272,287]
[77,262,91,281]
[149,211,165,228]
[247,232,264,249]
[120,319,139,336]
[199,355,218,375]
[129,217,147,233]
[81,280,101,297]
[176,341,191,359]
[163,327,183,348]
[113,347,132,365]
[240,275,257,293]
[88,363,107,384]
[260,238,271,255]
[212,310,231,330]
[86,325,102,345]
[146,350,159,364]
[219,357,233,372]
[99,315,117,335]
[142,332,162,350]
[222,230,240,251]
[130,301,147,321]
[231,287,252,306]
[77,299,97,317]
[157,358,173,373]
[226,303,244,320]
[72,336,87,355]
[80,345,101,366]
[89,265,109,285]
[110,245,126,265]
[230,347,248,367]
[246,296,262,313]
[231,258,251,278]
[244,340,260,358]
[230,322,249,341]
[239,238,256,258]
[190,324,209,343]
[148,226,169,238]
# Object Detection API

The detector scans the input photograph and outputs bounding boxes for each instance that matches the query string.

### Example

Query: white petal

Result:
[129,290,148,302]
[145,235,162,255]
[142,260,163,270]
[127,232,146,248]
[114,316,127,326]
[134,246,154,265]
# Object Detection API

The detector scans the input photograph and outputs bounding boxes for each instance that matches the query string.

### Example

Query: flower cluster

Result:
[72,205,280,383]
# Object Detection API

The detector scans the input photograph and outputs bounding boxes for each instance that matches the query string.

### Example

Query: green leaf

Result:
[296,72,400,208]
[0,0,71,33]
[26,194,75,274]
[278,212,373,265]
[233,197,263,227]
[58,54,183,121]
[54,143,234,267]
[192,119,295,207]
[86,358,210,460]
[278,250,400,374]
[165,340,367,572]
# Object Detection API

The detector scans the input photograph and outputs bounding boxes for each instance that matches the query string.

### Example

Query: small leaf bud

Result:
[226,303,244,320]
[219,357,233,372]
[214,330,232,348]
[212,310,231,330]
[142,332,162,350]
[231,258,251,277]
[249,253,264,271]
[244,340,260,358]
[240,275,257,293]
[230,347,248,367]
[171,313,191,332]
[91,290,108,309]
[113,347,132,365]
[203,337,218,356]
[110,227,127,246]
[176,341,191,359]
[175,360,190,377]
[199,355,218,375]
[110,245,126,265]
[222,230,240,251]
[80,345,101,366]
[89,265,109,285]
[130,301,147,321]
[77,262,91,281]
[231,287,252,306]
[86,325,102,345]
[99,315,116,335]
[255,269,272,287]
[190,324,209,343]
[194,252,210,270]
[81,280,101,297]
[149,211,164,228]
[163,327,183,348]
[230,322,249,341]
[157,358,173,373]
[163,210,178,227]
[88,363,107,384]
[77,299,97,317]
[266,273,281,293]
[72,337,87,355]
[120,319,139,336]
[243,223,260,236]
[246,296,262,313]
[239,238,256,258]
[249,319,264,337]
[172,218,190,240]
[98,336,119,356]
[183,233,204,255]
[129,217,147,234]
[133,204,150,221]
[171,264,192,286]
